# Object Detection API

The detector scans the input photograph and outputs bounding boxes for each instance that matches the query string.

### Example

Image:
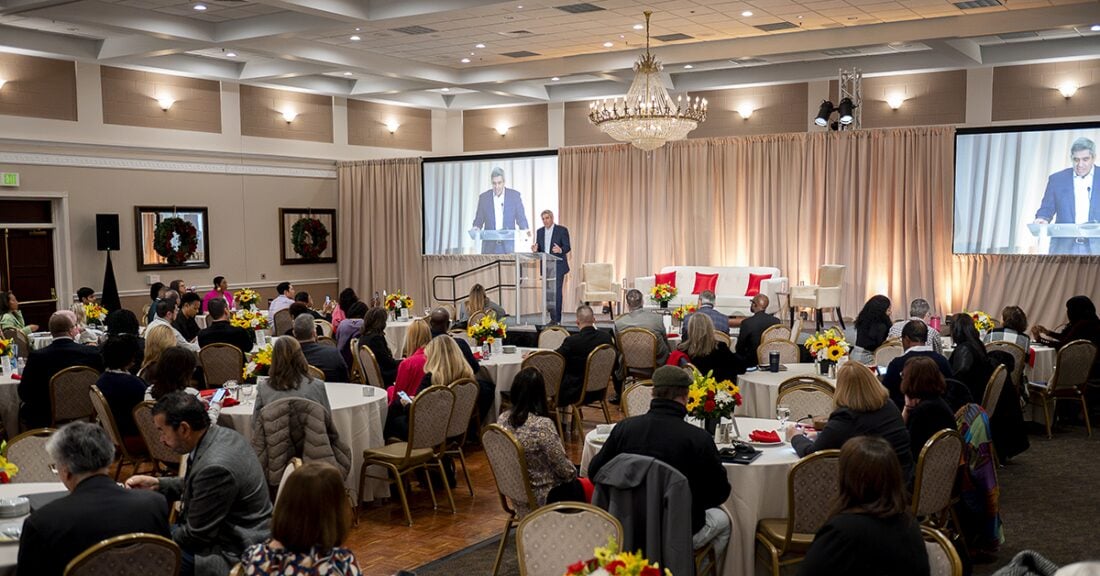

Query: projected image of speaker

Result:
[96,214,120,252]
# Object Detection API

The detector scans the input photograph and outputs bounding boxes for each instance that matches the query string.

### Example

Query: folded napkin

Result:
[1028,347,1036,367]
[9,374,19,381]
[197,389,240,407]
[473,352,483,360]
[668,333,679,338]
[749,430,781,443]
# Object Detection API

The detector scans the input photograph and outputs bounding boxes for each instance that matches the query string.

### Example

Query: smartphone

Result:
[876,366,888,377]
[397,391,412,403]
[212,388,228,403]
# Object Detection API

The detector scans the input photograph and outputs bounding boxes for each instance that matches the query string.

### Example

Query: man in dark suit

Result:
[556,305,615,406]
[882,320,956,409]
[197,298,254,353]
[18,422,170,576]
[293,313,348,382]
[18,311,103,429]
[471,167,530,254]
[734,294,781,365]
[533,209,571,324]
[126,393,271,576]
[1034,137,1100,255]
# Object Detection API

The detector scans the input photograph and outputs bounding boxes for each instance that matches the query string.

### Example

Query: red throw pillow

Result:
[654,271,677,288]
[745,273,772,297]
[692,273,719,295]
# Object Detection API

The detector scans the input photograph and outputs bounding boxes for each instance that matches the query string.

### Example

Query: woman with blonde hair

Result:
[391,319,431,404]
[254,336,330,415]
[788,361,914,480]
[383,335,474,440]
[676,314,746,382]
[457,283,507,324]
[139,324,179,379]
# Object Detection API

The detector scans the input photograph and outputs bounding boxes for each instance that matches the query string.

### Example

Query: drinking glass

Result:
[223,380,241,401]
[776,404,791,427]
[240,384,256,404]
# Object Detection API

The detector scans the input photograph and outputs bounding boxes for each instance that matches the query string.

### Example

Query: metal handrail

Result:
[432,259,512,306]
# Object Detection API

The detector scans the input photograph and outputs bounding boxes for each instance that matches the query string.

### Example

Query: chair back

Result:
[348,337,363,383]
[784,450,841,544]
[981,365,1007,417]
[449,329,476,349]
[272,309,293,337]
[358,344,385,388]
[874,340,905,366]
[713,330,732,347]
[582,344,617,396]
[407,386,456,453]
[923,526,963,576]
[761,324,791,344]
[818,264,845,288]
[582,263,615,292]
[133,401,180,470]
[50,366,100,425]
[757,339,799,365]
[89,385,136,459]
[64,533,181,576]
[315,319,334,337]
[2,328,30,358]
[447,378,479,440]
[468,310,486,327]
[481,424,538,517]
[4,428,56,482]
[517,503,623,576]
[776,376,835,422]
[789,317,803,343]
[911,429,964,519]
[274,457,303,504]
[537,326,571,350]
[307,365,325,381]
[621,381,653,417]
[617,327,658,376]
[199,343,245,387]
[1048,340,1097,393]
[521,350,567,407]
[316,335,337,348]
[984,341,1026,391]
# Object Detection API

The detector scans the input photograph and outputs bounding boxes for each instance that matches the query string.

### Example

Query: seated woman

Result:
[497,368,584,509]
[0,291,38,335]
[145,346,222,424]
[797,436,929,576]
[254,336,330,415]
[950,313,995,402]
[676,314,746,382]
[1033,295,1100,379]
[95,334,148,455]
[789,362,914,481]
[240,462,361,576]
[384,336,474,441]
[358,307,400,387]
[390,319,431,404]
[850,295,892,365]
[457,283,508,325]
[983,305,1031,349]
[335,301,368,369]
[105,309,145,372]
[146,282,164,326]
[202,275,234,313]
[137,324,178,381]
[330,288,358,332]
[899,356,957,455]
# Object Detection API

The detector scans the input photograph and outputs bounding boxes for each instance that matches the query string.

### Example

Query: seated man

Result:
[615,288,671,366]
[588,366,732,561]
[148,294,198,351]
[173,292,203,343]
[886,298,943,354]
[683,290,731,337]
[18,422,171,576]
[883,320,955,409]
[733,294,780,365]
[76,286,97,305]
[294,313,348,382]
[197,297,254,352]
[126,393,272,576]
[268,282,295,316]
[18,311,103,429]
[556,305,615,406]
[294,291,334,321]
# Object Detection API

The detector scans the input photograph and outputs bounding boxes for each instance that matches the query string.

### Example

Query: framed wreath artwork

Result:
[279,208,337,265]
[134,207,210,271]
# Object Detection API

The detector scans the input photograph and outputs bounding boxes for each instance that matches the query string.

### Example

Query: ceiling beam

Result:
[30,1,215,41]
[97,34,201,61]
[0,0,81,16]
[364,0,507,21]
[212,12,348,43]
[0,22,99,58]
[238,59,336,80]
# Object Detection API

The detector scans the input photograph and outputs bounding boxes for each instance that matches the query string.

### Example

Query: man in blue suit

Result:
[1034,137,1100,255]
[533,210,570,324]
[471,167,529,254]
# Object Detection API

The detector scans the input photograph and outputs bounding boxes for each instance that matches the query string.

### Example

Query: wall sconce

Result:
[495,124,510,136]
[385,120,400,134]
[0,79,6,90]
[1058,82,1078,99]
[885,94,905,110]
[736,104,753,120]
[282,109,298,123]
[157,97,175,111]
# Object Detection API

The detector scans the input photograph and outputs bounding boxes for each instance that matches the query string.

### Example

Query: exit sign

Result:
[0,173,18,187]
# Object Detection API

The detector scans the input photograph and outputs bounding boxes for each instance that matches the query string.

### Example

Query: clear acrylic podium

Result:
[1027,223,1100,253]
[510,252,561,326]
[467,229,527,253]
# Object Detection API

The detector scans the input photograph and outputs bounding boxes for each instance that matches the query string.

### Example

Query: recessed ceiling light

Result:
[225,51,237,58]
[603,41,613,47]
[475,43,486,48]
[441,87,450,92]
[741,10,753,17]
[343,72,353,76]
[633,24,644,30]
[1092,24,1100,31]
[355,27,361,31]
[517,5,523,8]
[461,57,471,63]
[349,35,361,41]
[193,3,207,10]
[551,77,560,81]
[470,52,476,55]
[683,64,693,69]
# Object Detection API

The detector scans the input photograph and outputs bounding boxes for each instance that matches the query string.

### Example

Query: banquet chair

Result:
[789,317,804,343]
[307,365,326,381]
[789,264,846,332]
[1,328,29,358]
[621,381,653,417]
[468,310,486,327]
[519,351,567,438]
[357,344,386,388]
[274,457,303,504]
[481,424,540,576]
[358,386,456,526]
[133,402,182,475]
[315,319,334,337]
[570,344,617,439]
[911,429,964,537]
[348,337,362,383]
[1027,339,1095,439]
[761,324,791,344]
[756,340,799,365]
[90,385,149,479]
[755,450,841,576]
[981,365,1008,418]
[923,526,964,576]
[272,309,293,337]
[450,329,476,349]
[444,378,479,497]
[580,263,622,318]
[776,376,835,423]
[317,335,337,348]
[617,327,659,383]
[253,397,351,491]
[64,533,180,576]
[873,339,905,367]
[984,341,1026,394]
[4,428,56,483]
[713,330,733,348]
[50,366,99,426]
[537,325,570,350]
[516,502,623,576]
[199,343,245,388]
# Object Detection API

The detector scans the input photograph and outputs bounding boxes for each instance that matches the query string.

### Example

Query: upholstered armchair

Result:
[789,264,846,332]
[580,263,622,317]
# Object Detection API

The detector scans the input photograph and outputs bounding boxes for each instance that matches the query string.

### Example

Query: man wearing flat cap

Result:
[587,366,732,560]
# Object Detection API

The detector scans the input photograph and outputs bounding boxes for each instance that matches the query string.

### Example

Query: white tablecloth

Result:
[384,320,413,358]
[480,347,539,417]
[0,482,68,576]
[217,382,389,503]
[28,333,51,351]
[737,364,821,419]
[0,375,20,441]
[1027,345,1055,383]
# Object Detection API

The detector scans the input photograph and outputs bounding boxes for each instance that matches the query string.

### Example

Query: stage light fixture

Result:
[814,100,834,127]
[837,97,855,125]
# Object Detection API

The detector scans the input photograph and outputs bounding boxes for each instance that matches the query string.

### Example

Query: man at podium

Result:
[471,167,530,254]
[1034,137,1100,255]
[533,210,570,324]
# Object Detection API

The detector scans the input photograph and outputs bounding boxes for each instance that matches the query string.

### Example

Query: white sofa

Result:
[634,265,787,316]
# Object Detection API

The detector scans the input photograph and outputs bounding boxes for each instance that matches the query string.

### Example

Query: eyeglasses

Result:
[48,463,58,475]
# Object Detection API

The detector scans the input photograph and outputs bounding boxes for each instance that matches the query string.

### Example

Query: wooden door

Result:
[0,229,57,328]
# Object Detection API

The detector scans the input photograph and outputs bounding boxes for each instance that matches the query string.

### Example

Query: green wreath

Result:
[291,217,329,259]
[153,217,198,265]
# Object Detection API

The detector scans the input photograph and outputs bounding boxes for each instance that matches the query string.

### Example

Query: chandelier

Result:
[587,11,707,151]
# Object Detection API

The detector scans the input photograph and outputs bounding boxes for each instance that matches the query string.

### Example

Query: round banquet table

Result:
[480,347,540,417]
[384,320,414,358]
[217,382,389,503]
[579,417,799,576]
[0,482,69,576]
[736,363,821,419]
[0,375,20,441]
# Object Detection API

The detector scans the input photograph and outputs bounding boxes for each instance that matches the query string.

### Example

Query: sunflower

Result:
[827,345,845,361]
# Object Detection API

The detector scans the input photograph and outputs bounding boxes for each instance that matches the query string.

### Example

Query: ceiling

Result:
[1,0,1098,109]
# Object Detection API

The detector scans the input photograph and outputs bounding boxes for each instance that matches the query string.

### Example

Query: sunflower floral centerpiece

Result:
[969,310,995,336]
[565,538,671,576]
[649,283,677,309]
[671,303,697,329]
[0,338,13,376]
[230,308,269,347]
[384,291,414,320]
[243,343,273,382]
[234,288,261,311]
[804,328,851,375]
[687,368,742,437]
[0,442,18,483]
[467,311,506,356]
[83,303,108,326]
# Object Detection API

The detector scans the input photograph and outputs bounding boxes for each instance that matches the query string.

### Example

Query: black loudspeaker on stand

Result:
[96,214,122,312]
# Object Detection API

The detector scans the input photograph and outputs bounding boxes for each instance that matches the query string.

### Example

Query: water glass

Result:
[240,384,256,403]
[776,404,791,427]
[223,380,241,400]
